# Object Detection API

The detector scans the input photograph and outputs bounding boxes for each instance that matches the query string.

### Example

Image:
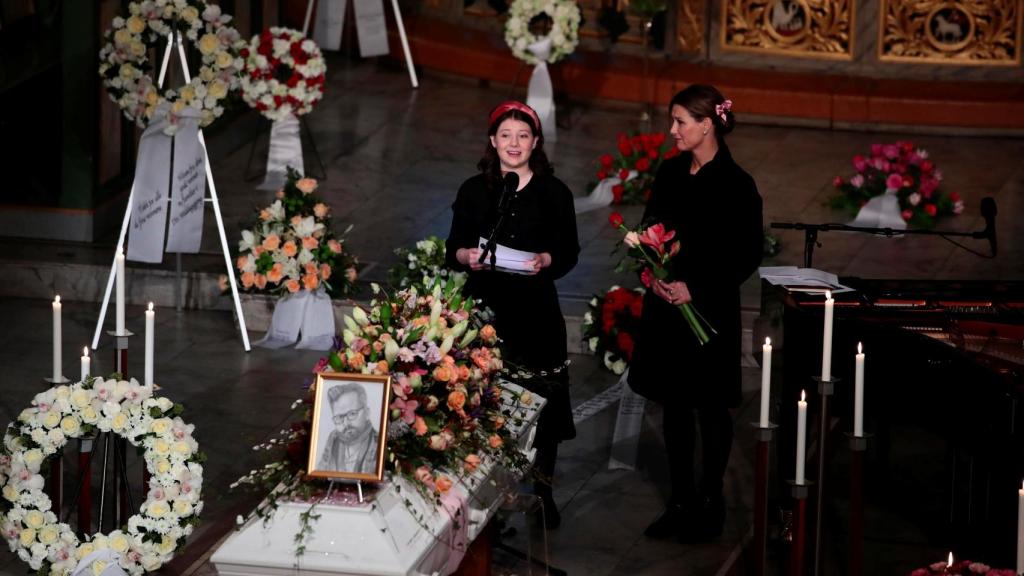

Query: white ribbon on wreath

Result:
[254,287,335,350]
[573,170,638,214]
[848,190,907,231]
[525,36,556,142]
[72,550,128,576]
[260,114,304,191]
[608,368,646,471]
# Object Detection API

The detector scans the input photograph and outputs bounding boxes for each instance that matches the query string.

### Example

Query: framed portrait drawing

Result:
[308,372,391,481]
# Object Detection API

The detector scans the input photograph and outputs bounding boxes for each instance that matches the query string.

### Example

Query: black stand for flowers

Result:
[771,196,997,268]
[243,115,328,183]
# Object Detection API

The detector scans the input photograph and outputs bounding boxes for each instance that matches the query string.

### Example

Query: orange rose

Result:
[290,215,302,228]
[349,352,365,369]
[488,435,503,449]
[320,263,332,280]
[447,390,466,411]
[313,203,329,218]
[259,208,272,221]
[236,255,249,271]
[457,365,471,381]
[267,263,284,284]
[282,241,298,257]
[304,262,318,276]
[303,273,319,291]
[302,236,319,250]
[254,274,267,289]
[295,178,317,194]
[253,246,265,257]
[241,271,255,288]
[285,279,300,293]
[463,454,481,473]
[435,475,453,493]
[375,360,389,374]
[480,324,497,344]
[261,234,281,252]
[413,416,428,436]
[328,239,342,254]
[432,365,452,383]
[492,415,505,429]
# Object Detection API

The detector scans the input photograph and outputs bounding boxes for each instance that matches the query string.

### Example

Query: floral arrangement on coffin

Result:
[590,132,680,204]
[232,277,533,542]
[582,286,644,375]
[909,559,1014,576]
[98,1,244,134]
[236,168,359,297]
[239,27,326,122]
[388,236,467,291]
[830,141,964,228]
[609,212,715,345]
[0,376,203,575]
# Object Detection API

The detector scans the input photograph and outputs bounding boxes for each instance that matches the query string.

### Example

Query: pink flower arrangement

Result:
[830,141,963,228]
[589,132,681,204]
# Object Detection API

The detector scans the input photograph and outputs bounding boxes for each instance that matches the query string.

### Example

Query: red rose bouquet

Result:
[581,286,644,375]
[609,212,715,345]
[590,132,680,204]
[830,141,963,228]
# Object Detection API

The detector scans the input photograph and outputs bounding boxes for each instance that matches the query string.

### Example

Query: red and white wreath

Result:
[240,27,327,121]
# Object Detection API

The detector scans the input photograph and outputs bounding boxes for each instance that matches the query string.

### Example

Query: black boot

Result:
[678,494,725,543]
[644,503,686,539]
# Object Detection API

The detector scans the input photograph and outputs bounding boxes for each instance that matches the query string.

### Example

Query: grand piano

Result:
[761,278,1024,567]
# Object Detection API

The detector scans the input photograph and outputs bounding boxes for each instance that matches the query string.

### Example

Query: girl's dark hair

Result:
[669,84,735,139]
[477,109,554,190]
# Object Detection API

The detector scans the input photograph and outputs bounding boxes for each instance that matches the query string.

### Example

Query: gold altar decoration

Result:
[878,0,1021,65]
[721,0,854,60]
[676,0,705,53]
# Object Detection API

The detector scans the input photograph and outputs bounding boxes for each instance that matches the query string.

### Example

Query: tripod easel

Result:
[91,31,251,352]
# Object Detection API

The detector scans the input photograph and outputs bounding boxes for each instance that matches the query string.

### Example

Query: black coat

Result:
[445,172,581,442]
[628,146,763,408]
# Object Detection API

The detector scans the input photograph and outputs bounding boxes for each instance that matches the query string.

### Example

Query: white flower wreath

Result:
[504,0,582,65]
[240,27,327,122]
[0,378,203,576]
[98,0,244,134]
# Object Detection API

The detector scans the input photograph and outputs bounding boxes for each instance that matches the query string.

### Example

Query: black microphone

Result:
[498,172,519,213]
[980,197,997,257]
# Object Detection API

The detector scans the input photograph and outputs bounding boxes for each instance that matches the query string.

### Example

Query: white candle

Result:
[1017,480,1023,576]
[854,343,865,437]
[145,303,155,386]
[796,390,807,485]
[116,247,126,335]
[81,347,90,381]
[947,552,953,572]
[821,291,834,381]
[760,337,772,427]
[52,296,62,381]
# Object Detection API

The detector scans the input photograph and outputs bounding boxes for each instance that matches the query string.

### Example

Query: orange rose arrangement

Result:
[235,168,359,297]
[320,277,530,494]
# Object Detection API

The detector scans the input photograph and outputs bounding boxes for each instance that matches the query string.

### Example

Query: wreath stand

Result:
[91,31,251,353]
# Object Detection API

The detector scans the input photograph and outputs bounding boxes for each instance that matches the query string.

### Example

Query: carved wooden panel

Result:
[879,0,1021,65]
[676,0,705,53]
[721,0,854,60]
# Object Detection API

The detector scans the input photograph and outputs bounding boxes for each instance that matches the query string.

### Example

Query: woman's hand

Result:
[457,247,488,271]
[653,279,691,305]
[524,252,552,275]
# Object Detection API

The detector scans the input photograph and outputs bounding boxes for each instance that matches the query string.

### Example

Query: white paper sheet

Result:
[477,237,537,274]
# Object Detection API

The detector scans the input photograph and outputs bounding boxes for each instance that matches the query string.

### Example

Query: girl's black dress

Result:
[446,172,580,444]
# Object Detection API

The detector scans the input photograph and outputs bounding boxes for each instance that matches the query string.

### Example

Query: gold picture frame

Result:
[878,0,1022,65]
[307,372,392,482]
[721,0,855,60]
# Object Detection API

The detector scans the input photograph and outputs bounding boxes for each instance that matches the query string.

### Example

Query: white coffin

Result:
[211,382,544,576]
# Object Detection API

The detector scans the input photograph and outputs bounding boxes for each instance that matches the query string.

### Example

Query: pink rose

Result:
[870,143,883,156]
[882,144,899,159]
[953,201,964,215]
[901,209,913,221]
[886,173,904,190]
[852,155,867,172]
[328,239,342,254]
[313,203,329,218]
[623,231,640,248]
[295,178,317,195]
[850,174,864,188]
[908,193,921,206]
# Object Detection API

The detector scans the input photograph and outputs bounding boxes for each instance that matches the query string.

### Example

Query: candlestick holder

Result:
[788,479,813,576]
[43,375,71,386]
[106,330,133,376]
[810,376,839,576]
[845,432,872,576]
[751,422,778,576]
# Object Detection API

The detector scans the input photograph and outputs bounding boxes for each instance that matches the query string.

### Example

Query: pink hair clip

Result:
[715,99,733,123]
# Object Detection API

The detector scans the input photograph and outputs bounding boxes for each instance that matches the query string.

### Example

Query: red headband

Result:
[488,101,542,133]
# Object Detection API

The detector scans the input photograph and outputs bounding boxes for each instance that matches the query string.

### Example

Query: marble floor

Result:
[1,53,1023,575]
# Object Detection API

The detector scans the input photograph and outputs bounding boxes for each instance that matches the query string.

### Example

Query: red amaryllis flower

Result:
[639,223,676,253]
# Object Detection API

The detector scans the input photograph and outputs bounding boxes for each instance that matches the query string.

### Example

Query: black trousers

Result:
[663,405,733,503]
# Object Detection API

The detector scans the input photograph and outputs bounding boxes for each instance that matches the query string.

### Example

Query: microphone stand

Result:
[479,187,514,271]
[772,218,993,269]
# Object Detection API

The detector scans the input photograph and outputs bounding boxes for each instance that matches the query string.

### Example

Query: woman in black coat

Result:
[628,85,764,541]
[446,101,580,529]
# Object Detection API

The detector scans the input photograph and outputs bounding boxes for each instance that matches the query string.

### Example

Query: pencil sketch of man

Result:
[318,383,379,474]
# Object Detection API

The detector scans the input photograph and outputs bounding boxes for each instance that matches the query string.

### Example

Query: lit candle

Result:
[52,296,62,381]
[760,337,772,427]
[145,303,154,386]
[821,290,834,381]
[796,390,807,485]
[115,247,126,335]
[1017,480,1023,576]
[81,347,90,381]
[854,343,865,437]
[947,552,953,573]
